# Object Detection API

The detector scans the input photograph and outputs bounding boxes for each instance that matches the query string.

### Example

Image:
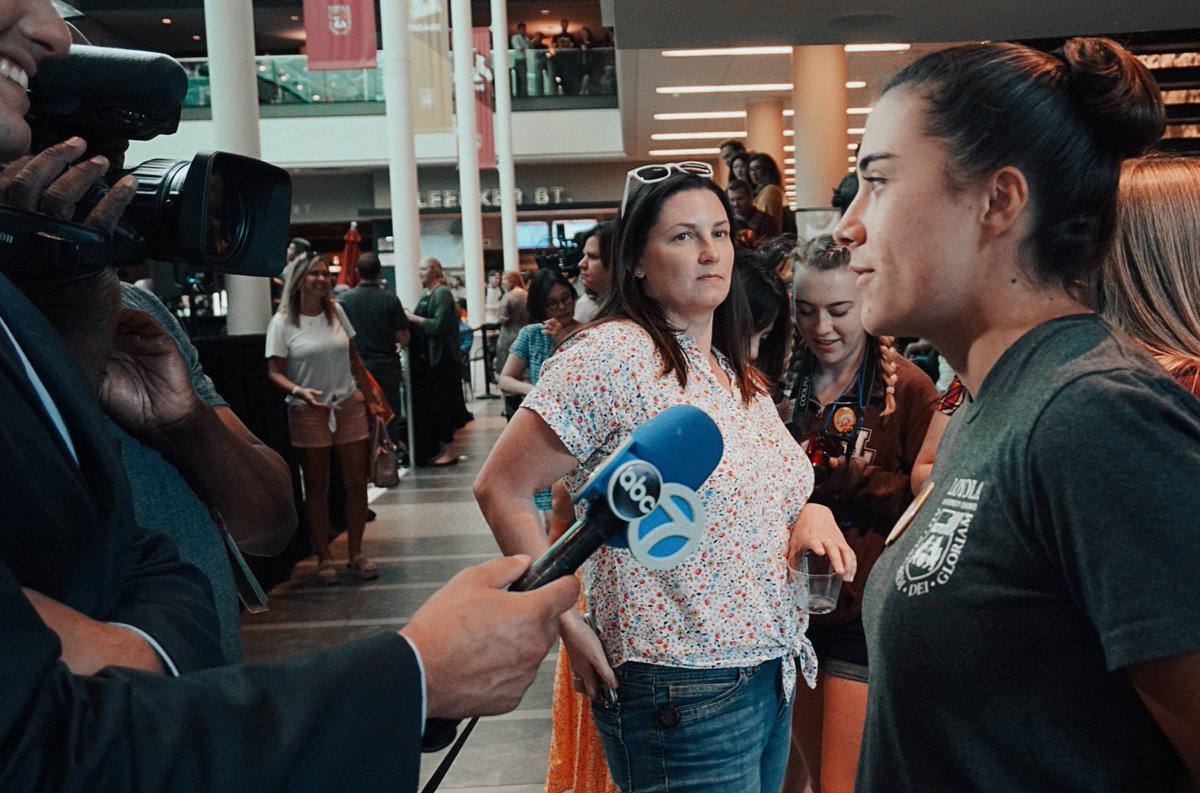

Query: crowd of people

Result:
[511,18,617,98]
[479,33,1200,793]
[0,0,1197,788]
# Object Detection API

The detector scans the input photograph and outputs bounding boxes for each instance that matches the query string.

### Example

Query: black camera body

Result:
[0,45,291,279]
[535,246,583,279]
[801,432,850,487]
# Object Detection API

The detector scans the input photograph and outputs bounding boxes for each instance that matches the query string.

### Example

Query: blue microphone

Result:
[421,406,723,756]
[510,404,723,590]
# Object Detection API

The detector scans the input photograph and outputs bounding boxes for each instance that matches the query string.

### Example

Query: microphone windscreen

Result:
[628,404,723,489]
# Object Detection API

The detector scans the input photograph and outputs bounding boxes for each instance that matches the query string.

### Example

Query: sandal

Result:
[346,554,379,579]
[317,559,338,585]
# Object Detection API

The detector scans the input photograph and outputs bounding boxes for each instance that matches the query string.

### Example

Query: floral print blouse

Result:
[523,320,819,694]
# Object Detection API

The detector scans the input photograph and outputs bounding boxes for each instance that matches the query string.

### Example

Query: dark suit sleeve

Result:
[107,524,225,673]
[1,557,423,792]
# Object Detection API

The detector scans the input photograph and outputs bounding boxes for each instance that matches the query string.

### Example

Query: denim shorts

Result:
[591,657,792,793]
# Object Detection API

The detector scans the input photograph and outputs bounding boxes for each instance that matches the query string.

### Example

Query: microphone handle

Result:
[422,501,624,752]
[510,505,624,592]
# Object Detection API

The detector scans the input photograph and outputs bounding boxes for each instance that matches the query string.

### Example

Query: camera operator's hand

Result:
[0,136,136,231]
[0,137,137,390]
[99,308,203,436]
[400,555,579,719]
[787,502,856,582]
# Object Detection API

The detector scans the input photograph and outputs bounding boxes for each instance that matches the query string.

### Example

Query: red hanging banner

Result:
[472,27,496,169]
[303,0,378,70]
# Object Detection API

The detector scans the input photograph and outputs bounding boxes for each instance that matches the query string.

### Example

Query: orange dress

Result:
[545,592,619,793]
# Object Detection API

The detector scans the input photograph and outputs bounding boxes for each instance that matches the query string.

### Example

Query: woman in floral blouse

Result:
[475,170,854,793]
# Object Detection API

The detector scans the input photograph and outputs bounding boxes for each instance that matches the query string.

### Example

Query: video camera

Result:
[533,221,588,278]
[797,432,851,487]
[0,45,291,280]
[534,246,583,279]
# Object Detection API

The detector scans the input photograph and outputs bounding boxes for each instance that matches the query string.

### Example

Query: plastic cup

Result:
[788,552,842,615]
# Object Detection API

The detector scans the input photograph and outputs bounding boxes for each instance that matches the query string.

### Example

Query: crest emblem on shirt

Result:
[894,477,985,597]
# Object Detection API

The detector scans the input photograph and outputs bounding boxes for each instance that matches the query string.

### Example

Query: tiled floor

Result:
[242,395,554,792]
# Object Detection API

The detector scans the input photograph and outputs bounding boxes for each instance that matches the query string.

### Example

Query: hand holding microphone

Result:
[427,405,724,754]
[399,555,579,720]
[534,404,724,702]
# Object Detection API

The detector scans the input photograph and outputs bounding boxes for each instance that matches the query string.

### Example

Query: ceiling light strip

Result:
[654,111,748,121]
[656,83,793,94]
[647,147,722,157]
[844,43,911,53]
[662,46,792,57]
[650,131,748,141]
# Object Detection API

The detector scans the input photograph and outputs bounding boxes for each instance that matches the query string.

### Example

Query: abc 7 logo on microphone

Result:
[606,461,707,570]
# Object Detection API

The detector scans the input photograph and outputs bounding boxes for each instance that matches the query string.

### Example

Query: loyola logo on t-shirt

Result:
[894,478,985,597]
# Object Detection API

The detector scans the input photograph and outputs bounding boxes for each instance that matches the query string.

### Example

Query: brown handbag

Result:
[369,418,400,488]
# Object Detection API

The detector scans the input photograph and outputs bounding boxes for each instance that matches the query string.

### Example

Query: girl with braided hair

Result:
[781,234,937,793]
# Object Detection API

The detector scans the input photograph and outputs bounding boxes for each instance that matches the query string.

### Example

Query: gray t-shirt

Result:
[338,282,409,363]
[859,315,1200,792]
[113,284,242,662]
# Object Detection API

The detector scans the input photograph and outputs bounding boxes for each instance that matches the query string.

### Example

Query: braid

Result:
[878,335,898,418]
[784,319,809,401]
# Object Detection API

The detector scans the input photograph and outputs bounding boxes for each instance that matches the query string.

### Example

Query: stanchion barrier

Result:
[473,322,501,400]
[401,346,416,468]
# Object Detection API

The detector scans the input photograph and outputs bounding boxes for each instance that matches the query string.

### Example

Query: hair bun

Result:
[1055,37,1165,159]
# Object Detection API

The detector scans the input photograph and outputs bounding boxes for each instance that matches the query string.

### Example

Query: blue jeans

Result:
[591,657,792,793]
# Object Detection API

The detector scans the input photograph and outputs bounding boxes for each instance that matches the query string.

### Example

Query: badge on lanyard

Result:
[831,405,858,435]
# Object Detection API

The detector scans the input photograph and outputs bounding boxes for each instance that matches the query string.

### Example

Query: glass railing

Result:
[179,48,616,111]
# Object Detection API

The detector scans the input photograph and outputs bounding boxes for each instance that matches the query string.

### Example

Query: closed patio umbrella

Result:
[337,221,362,288]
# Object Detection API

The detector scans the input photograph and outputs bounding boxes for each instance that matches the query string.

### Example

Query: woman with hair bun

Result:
[834,37,1200,790]
[780,235,937,793]
[1098,154,1200,398]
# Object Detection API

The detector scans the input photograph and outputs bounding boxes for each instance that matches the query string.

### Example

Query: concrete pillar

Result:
[378,0,423,309]
[790,45,848,209]
[202,0,270,334]
[746,97,785,181]
[449,0,485,326]
[490,0,519,275]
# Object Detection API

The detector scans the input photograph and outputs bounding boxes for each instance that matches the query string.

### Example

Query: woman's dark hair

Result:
[748,152,783,187]
[727,178,754,197]
[527,267,574,322]
[831,173,859,212]
[728,150,751,172]
[581,220,617,271]
[735,248,792,386]
[597,172,761,402]
[885,37,1164,284]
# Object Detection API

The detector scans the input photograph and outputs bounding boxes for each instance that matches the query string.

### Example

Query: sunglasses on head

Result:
[620,161,715,219]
